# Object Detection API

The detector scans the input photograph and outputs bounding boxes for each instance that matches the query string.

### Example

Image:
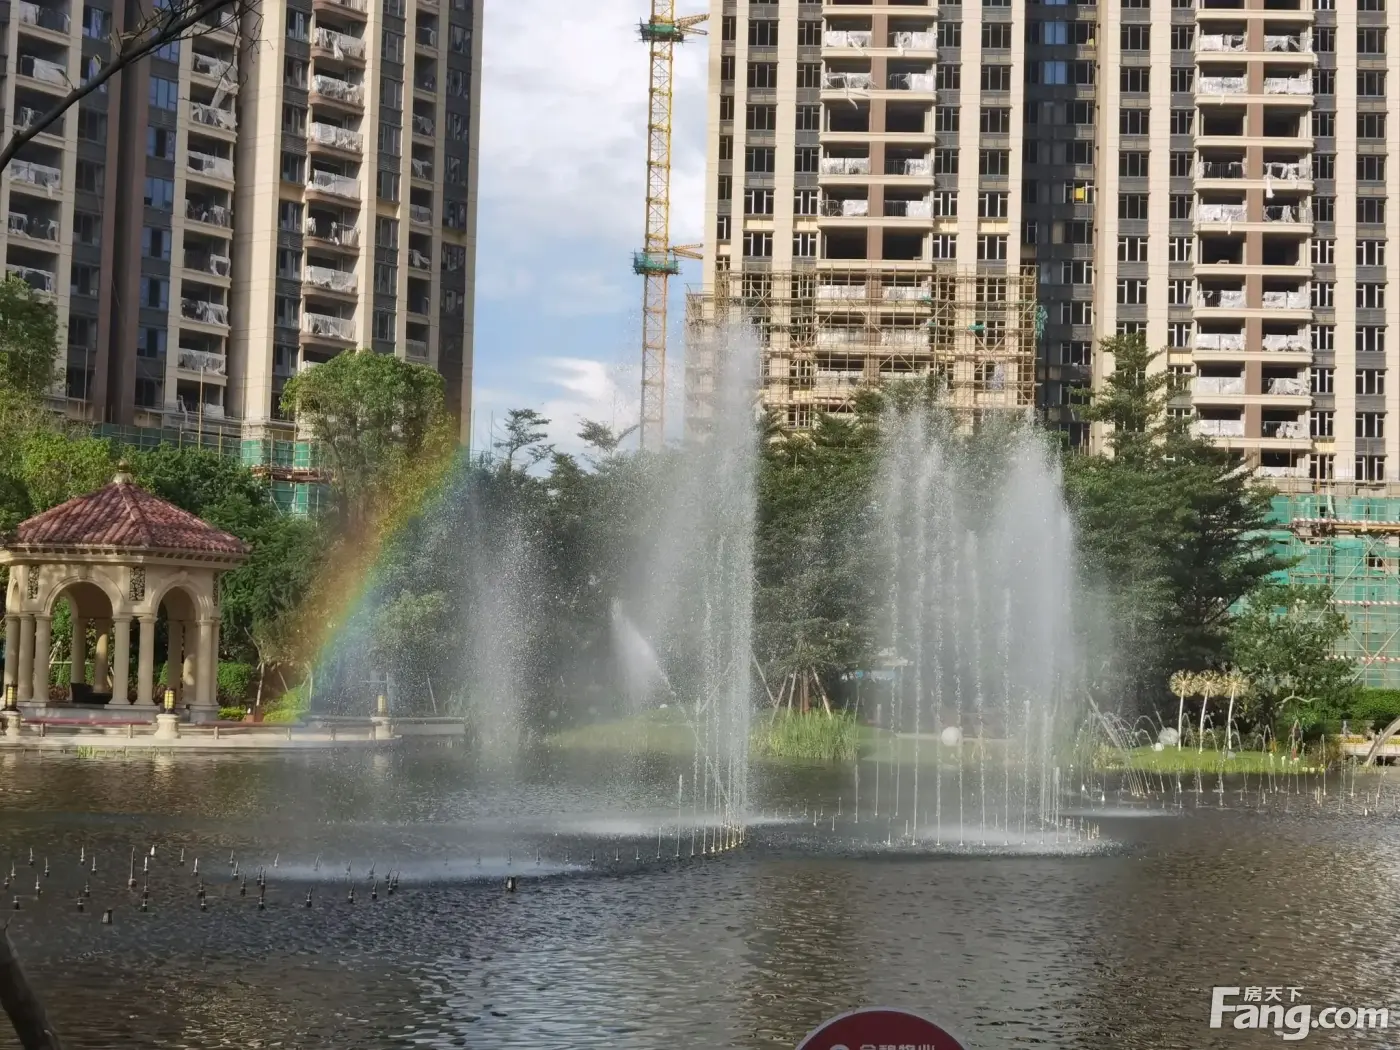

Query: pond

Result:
[2,747,1398,1049]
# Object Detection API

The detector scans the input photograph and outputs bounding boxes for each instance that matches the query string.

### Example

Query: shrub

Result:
[217,663,256,705]
[218,706,247,722]
[751,710,860,763]
[262,686,309,725]
[1346,689,1400,732]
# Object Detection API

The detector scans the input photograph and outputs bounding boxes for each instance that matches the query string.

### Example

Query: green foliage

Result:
[218,706,248,722]
[0,277,60,399]
[261,687,309,724]
[751,710,860,763]
[1230,583,1355,730]
[217,662,257,704]
[1346,689,1400,731]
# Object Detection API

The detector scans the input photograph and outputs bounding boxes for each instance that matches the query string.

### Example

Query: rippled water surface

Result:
[3,747,1400,1049]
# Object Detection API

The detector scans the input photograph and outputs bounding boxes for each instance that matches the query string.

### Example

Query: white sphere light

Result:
[1158,727,1180,747]
[940,726,963,747]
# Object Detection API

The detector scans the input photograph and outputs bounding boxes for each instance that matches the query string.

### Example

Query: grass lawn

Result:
[1096,745,1325,775]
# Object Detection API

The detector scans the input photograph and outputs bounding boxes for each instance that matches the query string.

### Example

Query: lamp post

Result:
[163,687,176,713]
[3,683,16,711]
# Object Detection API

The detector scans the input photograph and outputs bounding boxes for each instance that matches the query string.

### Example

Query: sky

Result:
[470,1,709,456]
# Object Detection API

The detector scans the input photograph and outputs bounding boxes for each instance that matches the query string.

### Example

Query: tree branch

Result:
[0,0,249,174]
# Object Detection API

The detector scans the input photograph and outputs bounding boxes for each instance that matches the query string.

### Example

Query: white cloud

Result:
[472,357,641,457]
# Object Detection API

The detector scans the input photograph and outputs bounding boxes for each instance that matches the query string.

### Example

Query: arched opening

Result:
[155,586,201,710]
[47,581,116,705]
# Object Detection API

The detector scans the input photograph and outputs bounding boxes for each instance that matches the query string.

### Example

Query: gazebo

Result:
[0,465,249,720]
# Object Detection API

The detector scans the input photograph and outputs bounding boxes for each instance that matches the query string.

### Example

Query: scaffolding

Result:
[685,265,1040,433]
[1269,490,1400,688]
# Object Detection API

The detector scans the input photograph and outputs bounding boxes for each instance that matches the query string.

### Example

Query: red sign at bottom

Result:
[796,1008,971,1050]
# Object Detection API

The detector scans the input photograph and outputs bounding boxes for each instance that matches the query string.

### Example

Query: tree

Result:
[494,408,554,472]
[0,0,255,174]
[280,349,453,528]
[0,277,60,398]
[1230,583,1354,732]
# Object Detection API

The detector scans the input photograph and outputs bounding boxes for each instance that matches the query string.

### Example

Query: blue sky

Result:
[470,2,709,456]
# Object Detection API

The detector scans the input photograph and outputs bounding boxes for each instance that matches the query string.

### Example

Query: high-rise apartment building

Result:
[0,0,481,442]
[691,0,1400,482]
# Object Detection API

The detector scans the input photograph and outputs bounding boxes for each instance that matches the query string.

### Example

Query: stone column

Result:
[31,616,50,704]
[92,624,110,692]
[166,620,184,703]
[3,616,18,697]
[194,620,216,711]
[111,618,131,705]
[16,617,34,703]
[70,616,87,686]
[136,617,156,705]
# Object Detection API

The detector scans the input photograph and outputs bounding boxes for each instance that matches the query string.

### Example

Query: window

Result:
[1062,180,1094,205]
[745,146,775,173]
[936,65,961,90]
[982,22,1011,48]
[720,56,735,82]
[743,231,773,258]
[1060,261,1093,285]
[1358,240,1387,267]
[1311,153,1334,180]
[1312,239,1335,265]
[1119,151,1149,178]
[1357,413,1386,439]
[1169,194,1193,220]
[1356,456,1386,482]
[1039,61,1068,85]
[1358,327,1387,354]
[1315,197,1335,222]
[744,188,774,215]
[718,135,733,161]
[1315,69,1335,95]
[143,177,174,210]
[278,200,302,232]
[1358,283,1387,309]
[980,108,1010,134]
[1359,198,1387,225]
[1359,113,1387,140]
[282,105,306,135]
[931,234,956,260]
[747,62,777,89]
[715,215,731,240]
[377,170,401,202]
[794,232,817,258]
[795,189,818,216]
[746,104,775,132]
[1311,411,1335,438]
[136,327,165,359]
[1170,25,1194,50]
[74,212,101,246]
[717,175,732,202]
[1060,301,1093,325]
[1314,28,1335,51]
[1121,25,1150,50]
[1059,341,1091,366]
[718,95,734,122]
[1313,326,1335,352]
[981,66,1012,91]
[1169,66,1193,93]
[382,30,404,62]
[83,6,111,37]
[796,63,821,89]
[1313,111,1335,138]
[937,22,962,47]
[1313,282,1335,308]
[1170,152,1193,178]
[279,152,303,183]
[1359,155,1387,182]
[147,127,175,160]
[379,123,401,156]
[1358,368,1387,395]
[934,148,959,174]
[932,191,957,217]
[76,160,103,193]
[287,10,309,40]
[276,248,301,279]
[1022,220,1038,246]
[275,296,300,328]
[979,150,1009,176]
[1358,27,1387,53]
[149,77,178,110]
[141,276,169,310]
[1120,109,1149,136]
[1168,279,1193,306]
[747,20,778,46]
[1168,323,1191,349]
[797,20,821,46]
[1117,279,1147,305]
[141,227,170,260]
[1118,236,1148,262]
[1311,367,1335,394]
[977,235,1007,261]
[1119,193,1149,220]
[796,106,819,132]
[381,77,404,110]
[932,107,959,134]
[978,192,1008,218]
[1169,236,1193,262]
[1121,68,1150,93]
[794,145,818,173]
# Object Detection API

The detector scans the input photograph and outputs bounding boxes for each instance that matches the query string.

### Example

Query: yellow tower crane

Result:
[634,2,707,449]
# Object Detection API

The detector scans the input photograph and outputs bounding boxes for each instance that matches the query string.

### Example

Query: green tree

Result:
[1229,582,1354,731]
[494,408,554,472]
[280,350,452,527]
[0,276,60,399]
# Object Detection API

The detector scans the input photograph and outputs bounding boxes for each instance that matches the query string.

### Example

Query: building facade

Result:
[0,0,482,443]
[694,0,1400,480]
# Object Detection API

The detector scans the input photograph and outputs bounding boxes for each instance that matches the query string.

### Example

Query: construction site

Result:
[684,265,1041,433]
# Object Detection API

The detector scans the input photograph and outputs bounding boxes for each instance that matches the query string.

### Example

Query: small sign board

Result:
[796,1008,971,1050]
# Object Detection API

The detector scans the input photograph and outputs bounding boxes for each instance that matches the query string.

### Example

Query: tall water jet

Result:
[878,403,1080,845]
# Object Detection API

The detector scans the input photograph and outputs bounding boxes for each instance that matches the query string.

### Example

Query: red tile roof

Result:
[10,475,249,557]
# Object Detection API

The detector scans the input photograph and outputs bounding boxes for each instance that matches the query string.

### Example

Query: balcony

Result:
[415,26,437,48]
[1262,332,1308,351]
[184,252,231,277]
[409,203,432,224]
[302,312,355,340]
[408,248,431,270]
[306,218,360,247]
[1262,418,1307,439]
[824,30,873,48]
[10,160,61,192]
[1263,160,1309,181]
[177,348,227,375]
[8,212,58,242]
[1194,376,1246,395]
[820,156,871,175]
[18,3,70,34]
[1198,160,1245,179]
[314,0,368,15]
[1197,289,1247,308]
[1264,74,1311,95]
[1265,32,1310,52]
[1264,203,1310,223]
[1265,376,1308,395]
[1195,332,1245,351]
[308,170,359,198]
[313,27,366,60]
[303,265,357,293]
[309,122,364,153]
[1193,418,1246,437]
[822,71,874,91]
[885,198,934,218]
[181,298,229,326]
[888,71,936,91]
[191,101,237,131]
[410,157,433,180]
[411,113,435,137]
[414,71,437,92]
[187,151,234,179]
[311,74,365,106]
[891,31,936,49]
[405,339,429,360]
[822,198,870,217]
[1197,75,1247,95]
[1197,203,1247,223]
[1197,33,1246,51]
[1262,289,1307,309]
[191,53,237,82]
[7,265,55,294]
[18,55,68,89]
[186,201,232,227]
[14,106,62,137]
